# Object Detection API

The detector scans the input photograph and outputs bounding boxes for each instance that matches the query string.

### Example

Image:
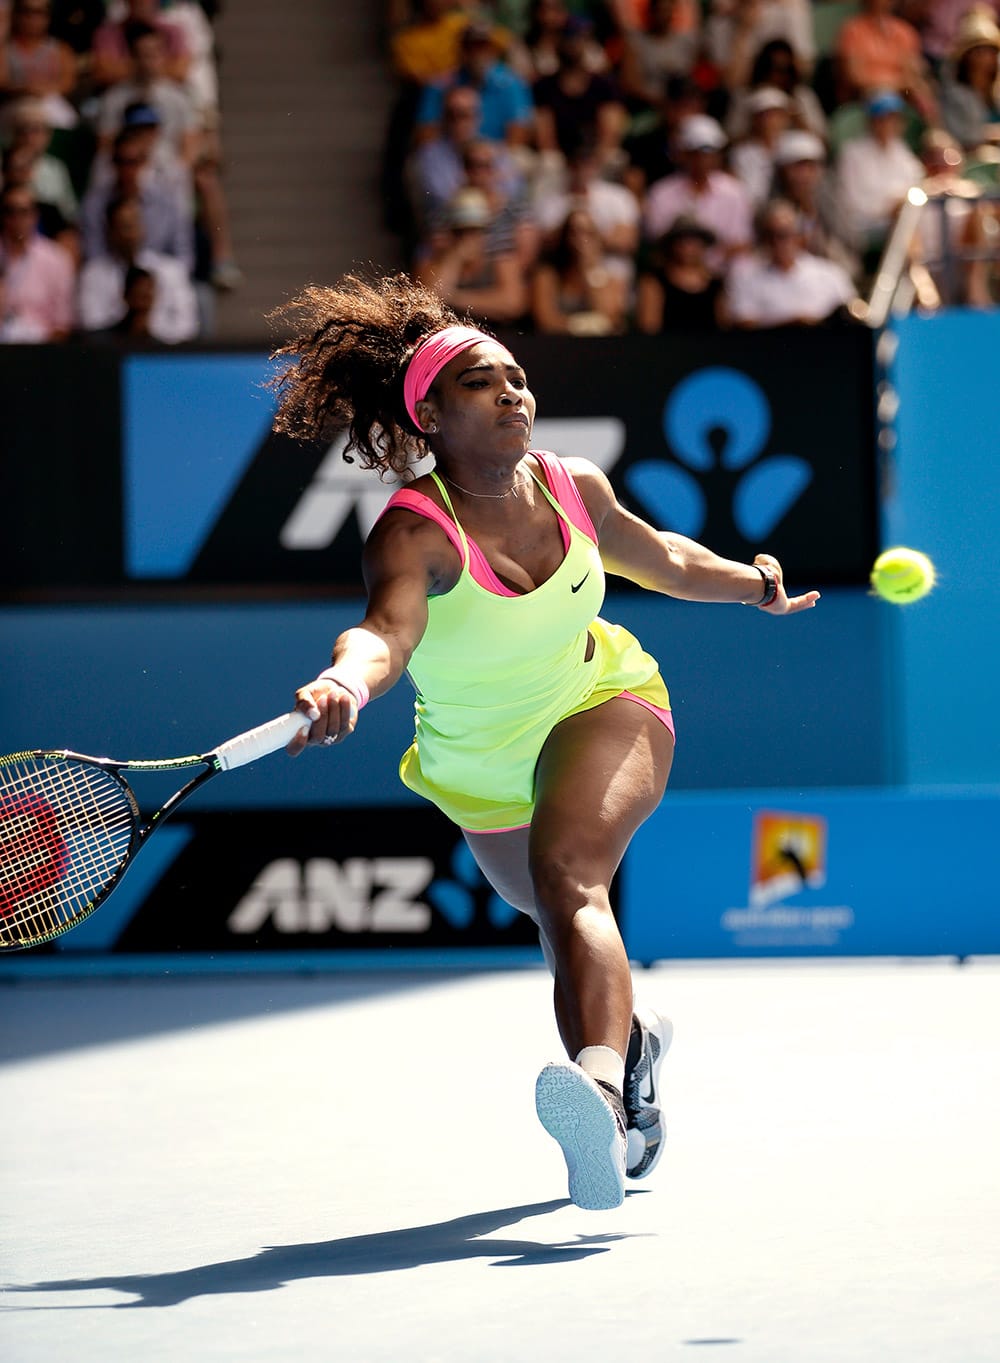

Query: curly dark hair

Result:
[268,272,487,479]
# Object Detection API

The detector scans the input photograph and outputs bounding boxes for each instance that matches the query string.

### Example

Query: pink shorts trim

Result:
[462,822,532,836]
[620,691,675,739]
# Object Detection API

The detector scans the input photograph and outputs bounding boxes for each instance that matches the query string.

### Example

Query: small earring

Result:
[426,424,437,434]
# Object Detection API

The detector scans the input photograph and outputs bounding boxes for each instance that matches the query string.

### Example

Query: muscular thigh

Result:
[530,697,674,884]
[462,825,535,913]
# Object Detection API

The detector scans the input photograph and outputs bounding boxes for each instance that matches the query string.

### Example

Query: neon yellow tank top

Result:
[395,456,668,831]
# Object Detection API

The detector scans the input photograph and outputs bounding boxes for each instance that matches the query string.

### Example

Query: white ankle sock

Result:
[575,1045,625,1093]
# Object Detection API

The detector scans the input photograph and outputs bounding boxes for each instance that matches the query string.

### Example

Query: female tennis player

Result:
[272,273,819,1211]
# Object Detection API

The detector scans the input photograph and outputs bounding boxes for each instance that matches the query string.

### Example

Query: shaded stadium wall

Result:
[1,320,996,966]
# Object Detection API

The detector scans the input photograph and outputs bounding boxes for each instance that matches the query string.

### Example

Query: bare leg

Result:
[461,827,554,967]
[530,698,673,1062]
[462,826,599,1056]
[465,699,673,1062]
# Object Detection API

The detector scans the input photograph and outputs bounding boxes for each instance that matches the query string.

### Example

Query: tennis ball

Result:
[870,547,936,604]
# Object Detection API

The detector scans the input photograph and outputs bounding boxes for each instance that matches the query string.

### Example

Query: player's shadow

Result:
[8,1199,646,1310]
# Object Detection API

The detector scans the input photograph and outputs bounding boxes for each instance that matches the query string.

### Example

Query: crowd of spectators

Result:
[383,0,1000,333]
[3,1,997,345]
[0,0,239,344]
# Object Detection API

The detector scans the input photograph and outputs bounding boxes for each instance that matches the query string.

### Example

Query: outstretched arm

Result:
[568,459,820,614]
[287,511,453,752]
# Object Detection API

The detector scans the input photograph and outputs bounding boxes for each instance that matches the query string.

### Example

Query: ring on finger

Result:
[322,735,337,747]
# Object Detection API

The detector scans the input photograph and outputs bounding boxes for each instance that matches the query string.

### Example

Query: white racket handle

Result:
[213,711,312,771]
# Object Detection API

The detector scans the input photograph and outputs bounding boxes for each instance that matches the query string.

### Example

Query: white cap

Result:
[745,86,792,116]
[676,114,727,152]
[774,130,827,166]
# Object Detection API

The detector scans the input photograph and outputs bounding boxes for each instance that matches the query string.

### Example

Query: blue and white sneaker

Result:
[624,1007,673,1179]
[535,1061,627,1210]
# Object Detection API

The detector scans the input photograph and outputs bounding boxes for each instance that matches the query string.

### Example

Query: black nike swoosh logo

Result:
[571,573,590,593]
[642,1064,655,1104]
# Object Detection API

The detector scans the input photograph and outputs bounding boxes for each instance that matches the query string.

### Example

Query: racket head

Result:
[0,751,140,950]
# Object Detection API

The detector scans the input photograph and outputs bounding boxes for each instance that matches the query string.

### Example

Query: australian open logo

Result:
[624,367,813,545]
[722,810,854,949]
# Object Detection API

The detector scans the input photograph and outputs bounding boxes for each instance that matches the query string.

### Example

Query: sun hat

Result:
[951,6,1000,60]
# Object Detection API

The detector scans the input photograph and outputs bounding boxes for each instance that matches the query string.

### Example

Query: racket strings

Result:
[0,757,135,947]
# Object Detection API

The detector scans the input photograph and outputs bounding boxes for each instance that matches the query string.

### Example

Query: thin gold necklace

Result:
[444,473,523,500]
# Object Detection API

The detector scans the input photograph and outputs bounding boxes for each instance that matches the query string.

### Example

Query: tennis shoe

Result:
[535,1061,627,1210]
[624,1007,673,1179]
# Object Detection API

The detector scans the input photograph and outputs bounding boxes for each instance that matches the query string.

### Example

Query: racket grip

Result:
[214,711,312,771]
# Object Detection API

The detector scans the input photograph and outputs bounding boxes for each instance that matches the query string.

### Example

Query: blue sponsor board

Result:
[118,332,875,590]
[0,329,876,598]
[623,788,1000,961]
[884,311,1000,788]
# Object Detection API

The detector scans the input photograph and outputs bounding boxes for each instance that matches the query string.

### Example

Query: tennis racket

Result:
[0,711,311,951]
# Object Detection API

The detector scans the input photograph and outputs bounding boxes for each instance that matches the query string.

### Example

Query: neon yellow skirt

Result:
[399,617,671,832]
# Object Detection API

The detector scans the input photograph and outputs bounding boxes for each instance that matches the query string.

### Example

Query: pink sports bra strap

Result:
[381,486,520,596]
[532,451,598,544]
[382,487,465,559]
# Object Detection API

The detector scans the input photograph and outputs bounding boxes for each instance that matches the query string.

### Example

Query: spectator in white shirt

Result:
[87,100,192,201]
[534,137,641,286]
[80,126,195,269]
[643,113,754,267]
[725,197,857,327]
[835,89,923,260]
[77,194,198,343]
[96,22,201,166]
[772,129,860,280]
[729,86,793,205]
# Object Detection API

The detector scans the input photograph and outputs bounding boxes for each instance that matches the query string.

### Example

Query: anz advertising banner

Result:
[0,330,876,598]
[27,805,544,959]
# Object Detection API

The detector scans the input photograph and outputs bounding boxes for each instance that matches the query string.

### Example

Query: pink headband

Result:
[403,325,496,429]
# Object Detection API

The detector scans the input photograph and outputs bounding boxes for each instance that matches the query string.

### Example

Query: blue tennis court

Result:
[3,959,998,1362]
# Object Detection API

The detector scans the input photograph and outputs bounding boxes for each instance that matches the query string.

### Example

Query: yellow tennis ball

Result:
[870,547,936,604]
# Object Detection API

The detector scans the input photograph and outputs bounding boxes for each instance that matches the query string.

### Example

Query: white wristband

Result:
[317,667,370,709]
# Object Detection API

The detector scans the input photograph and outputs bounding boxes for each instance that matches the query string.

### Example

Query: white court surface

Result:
[2,960,999,1363]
